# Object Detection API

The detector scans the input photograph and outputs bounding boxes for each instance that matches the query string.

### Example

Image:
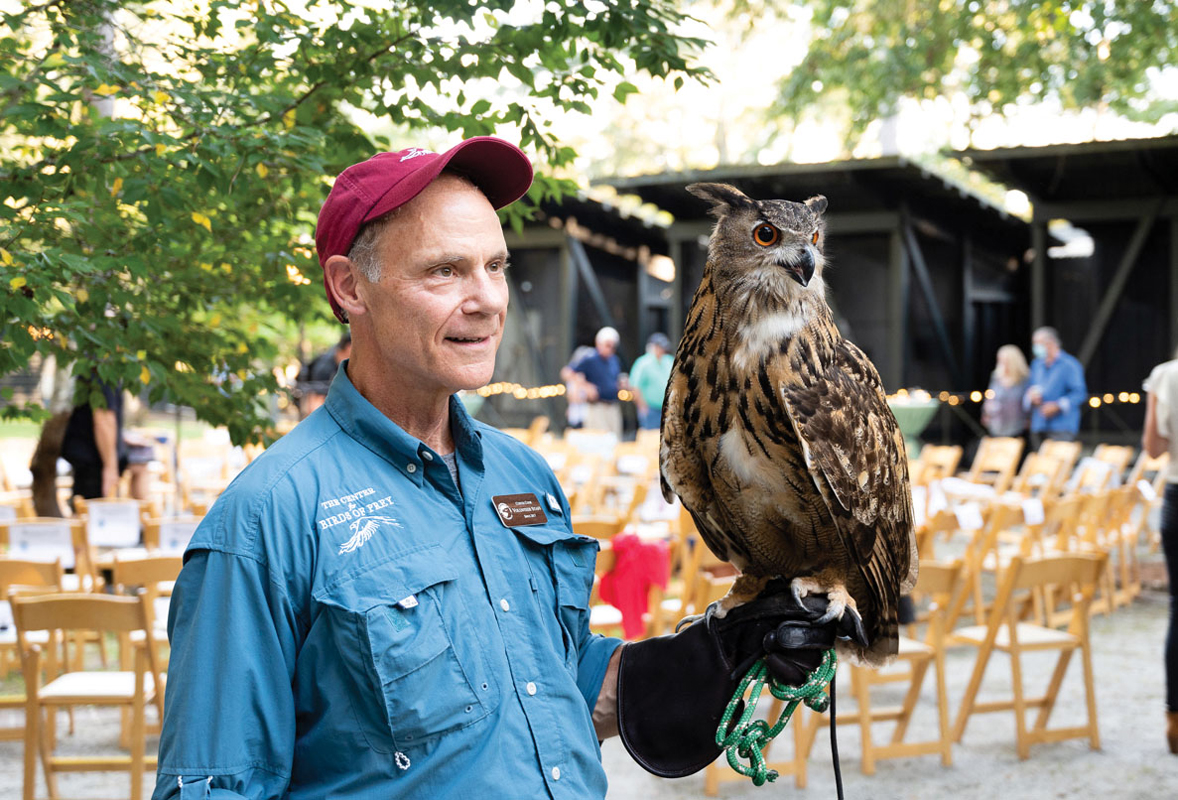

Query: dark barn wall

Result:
[821,233,896,386]
[573,245,641,367]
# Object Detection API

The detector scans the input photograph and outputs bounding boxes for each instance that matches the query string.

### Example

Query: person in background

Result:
[297,331,352,417]
[1024,326,1088,450]
[629,332,674,431]
[982,344,1031,440]
[570,326,626,439]
[60,374,125,505]
[1143,347,1178,755]
[560,345,598,429]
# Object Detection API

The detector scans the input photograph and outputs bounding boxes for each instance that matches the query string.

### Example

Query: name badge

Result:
[492,493,549,527]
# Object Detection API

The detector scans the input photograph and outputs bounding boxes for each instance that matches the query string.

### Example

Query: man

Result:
[60,375,125,503]
[570,326,626,438]
[1025,326,1088,449]
[629,332,673,430]
[296,331,352,417]
[154,138,835,800]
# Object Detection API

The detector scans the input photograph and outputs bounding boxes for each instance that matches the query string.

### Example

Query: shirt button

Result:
[500,598,510,612]
[526,681,537,696]
[406,463,417,474]
[551,767,561,781]
[422,451,434,461]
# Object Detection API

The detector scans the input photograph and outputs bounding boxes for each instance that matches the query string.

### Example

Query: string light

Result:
[470,383,1147,407]
[885,390,1143,408]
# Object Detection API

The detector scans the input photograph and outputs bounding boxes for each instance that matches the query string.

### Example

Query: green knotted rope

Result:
[714,649,837,786]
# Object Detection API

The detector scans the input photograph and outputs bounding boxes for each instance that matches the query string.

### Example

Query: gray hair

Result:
[1032,326,1061,345]
[346,171,484,284]
[596,326,620,345]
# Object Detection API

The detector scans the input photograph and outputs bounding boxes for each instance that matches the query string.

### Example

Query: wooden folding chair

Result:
[0,558,64,741]
[4,518,97,593]
[1091,444,1134,484]
[949,552,1107,759]
[699,573,809,795]
[13,592,164,800]
[1125,450,1168,553]
[112,555,180,745]
[572,515,624,540]
[1011,453,1067,500]
[802,559,962,774]
[963,437,1024,494]
[1038,440,1082,476]
[911,445,963,486]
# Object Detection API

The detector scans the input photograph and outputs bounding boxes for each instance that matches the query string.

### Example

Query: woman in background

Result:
[1144,348,1178,754]
[982,344,1031,440]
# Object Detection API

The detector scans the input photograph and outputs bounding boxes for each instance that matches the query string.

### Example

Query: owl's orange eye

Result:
[811,230,820,245]
[753,224,779,247]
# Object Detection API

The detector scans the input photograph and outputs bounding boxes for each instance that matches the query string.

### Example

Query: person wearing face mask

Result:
[1024,326,1088,450]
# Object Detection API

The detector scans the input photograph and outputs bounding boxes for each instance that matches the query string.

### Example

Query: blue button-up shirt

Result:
[153,366,621,800]
[1026,350,1088,435]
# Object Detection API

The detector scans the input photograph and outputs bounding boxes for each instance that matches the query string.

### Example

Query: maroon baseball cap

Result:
[315,136,534,322]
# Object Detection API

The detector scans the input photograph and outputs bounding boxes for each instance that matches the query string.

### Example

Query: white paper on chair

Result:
[911,485,927,530]
[159,519,200,554]
[1021,497,1045,526]
[1138,479,1159,503]
[87,501,141,547]
[0,505,16,523]
[0,600,13,631]
[954,502,985,531]
[8,522,74,568]
[615,454,650,476]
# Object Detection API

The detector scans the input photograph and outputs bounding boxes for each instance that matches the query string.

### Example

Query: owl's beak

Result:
[778,249,815,287]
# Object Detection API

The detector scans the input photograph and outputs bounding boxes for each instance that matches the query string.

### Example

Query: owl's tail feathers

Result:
[837,609,899,669]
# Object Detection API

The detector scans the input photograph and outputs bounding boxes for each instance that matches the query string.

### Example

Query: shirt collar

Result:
[324,361,484,484]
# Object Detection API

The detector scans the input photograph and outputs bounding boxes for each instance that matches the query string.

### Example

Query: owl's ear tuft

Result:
[686,183,753,218]
[804,195,828,216]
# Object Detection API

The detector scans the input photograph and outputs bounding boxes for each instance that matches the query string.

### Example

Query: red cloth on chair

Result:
[599,532,670,639]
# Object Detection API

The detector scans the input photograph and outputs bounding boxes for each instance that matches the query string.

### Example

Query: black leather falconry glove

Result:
[616,579,866,778]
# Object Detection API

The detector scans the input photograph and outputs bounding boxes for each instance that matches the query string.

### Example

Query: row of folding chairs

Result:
[1,553,182,800]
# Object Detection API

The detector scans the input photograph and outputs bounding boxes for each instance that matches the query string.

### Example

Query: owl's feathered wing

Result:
[770,331,918,663]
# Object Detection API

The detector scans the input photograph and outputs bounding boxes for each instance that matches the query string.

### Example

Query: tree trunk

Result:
[30,411,70,517]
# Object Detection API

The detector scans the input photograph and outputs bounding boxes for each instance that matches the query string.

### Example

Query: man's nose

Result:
[462,268,508,314]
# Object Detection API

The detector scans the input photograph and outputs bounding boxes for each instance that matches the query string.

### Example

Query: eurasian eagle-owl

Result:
[660,182,917,667]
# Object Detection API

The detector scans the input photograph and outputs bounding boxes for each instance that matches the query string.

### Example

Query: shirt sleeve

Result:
[152,549,302,800]
[1060,357,1088,414]
[1150,364,1173,439]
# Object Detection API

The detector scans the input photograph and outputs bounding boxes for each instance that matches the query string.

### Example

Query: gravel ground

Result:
[2,569,1175,799]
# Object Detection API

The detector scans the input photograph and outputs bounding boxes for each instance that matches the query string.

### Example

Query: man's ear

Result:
[323,255,367,320]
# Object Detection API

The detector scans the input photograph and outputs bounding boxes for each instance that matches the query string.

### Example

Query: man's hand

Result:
[101,464,120,498]
[1041,400,1060,418]
[613,585,852,778]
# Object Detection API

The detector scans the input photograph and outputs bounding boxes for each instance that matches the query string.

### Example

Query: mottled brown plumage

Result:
[660,183,917,666]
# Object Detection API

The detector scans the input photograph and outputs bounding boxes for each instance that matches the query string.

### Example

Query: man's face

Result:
[355,175,509,403]
[597,338,617,358]
[1032,333,1058,360]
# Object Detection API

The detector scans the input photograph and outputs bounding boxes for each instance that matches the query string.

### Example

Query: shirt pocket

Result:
[512,525,598,667]
[317,545,495,750]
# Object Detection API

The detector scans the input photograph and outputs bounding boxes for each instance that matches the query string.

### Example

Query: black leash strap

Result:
[829,671,844,800]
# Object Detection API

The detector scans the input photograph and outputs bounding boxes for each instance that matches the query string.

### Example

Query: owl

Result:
[660,182,917,667]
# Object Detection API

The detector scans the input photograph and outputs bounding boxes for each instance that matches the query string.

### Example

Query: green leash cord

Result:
[714,649,837,787]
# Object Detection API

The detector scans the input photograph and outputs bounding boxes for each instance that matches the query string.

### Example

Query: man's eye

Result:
[489,260,510,273]
[435,266,453,277]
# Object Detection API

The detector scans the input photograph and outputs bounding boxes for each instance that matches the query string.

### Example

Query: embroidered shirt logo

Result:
[400,147,432,162]
[338,504,402,554]
[318,488,402,554]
